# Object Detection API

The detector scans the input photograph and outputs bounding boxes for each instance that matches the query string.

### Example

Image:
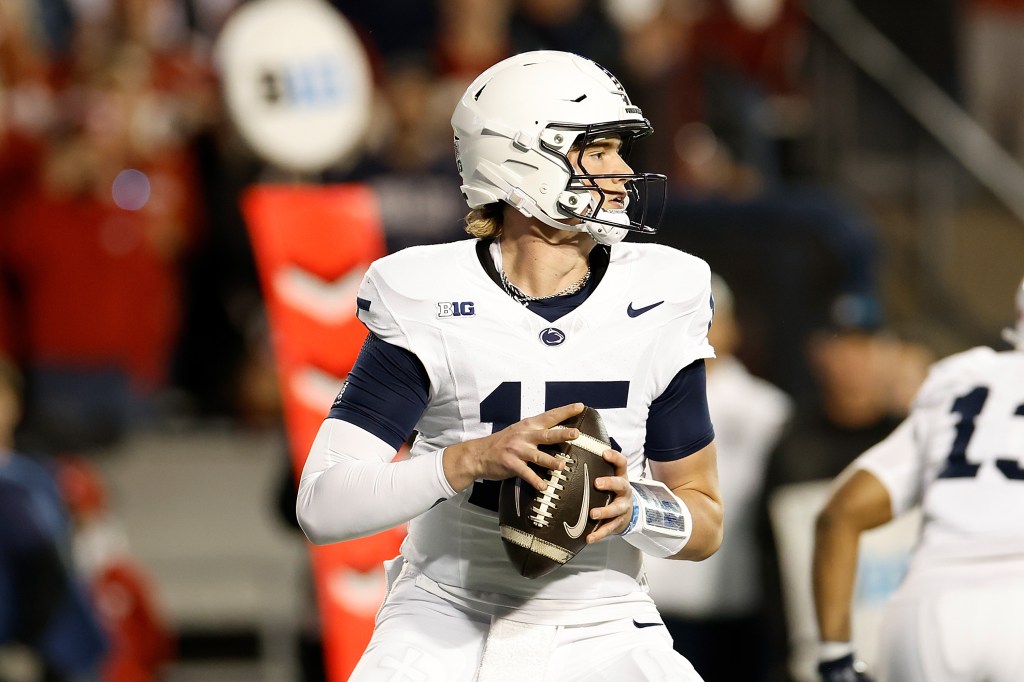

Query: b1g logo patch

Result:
[437,301,475,318]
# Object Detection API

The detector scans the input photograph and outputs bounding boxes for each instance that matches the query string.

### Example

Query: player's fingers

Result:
[515,461,550,492]
[530,402,585,427]
[588,525,621,543]
[594,474,629,494]
[524,445,566,473]
[591,495,630,518]
[601,448,628,477]
[534,426,580,445]
[587,494,633,541]
[587,511,630,542]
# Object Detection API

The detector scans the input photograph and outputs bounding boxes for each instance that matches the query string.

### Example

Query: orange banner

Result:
[242,183,403,680]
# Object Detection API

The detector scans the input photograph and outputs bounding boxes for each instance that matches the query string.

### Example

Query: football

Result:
[498,406,615,579]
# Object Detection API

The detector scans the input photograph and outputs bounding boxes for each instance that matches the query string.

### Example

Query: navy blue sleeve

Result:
[326,333,430,450]
[644,360,715,461]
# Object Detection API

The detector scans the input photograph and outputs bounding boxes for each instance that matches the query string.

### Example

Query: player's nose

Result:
[612,153,633,179]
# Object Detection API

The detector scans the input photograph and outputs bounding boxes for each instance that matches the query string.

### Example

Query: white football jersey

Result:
[354,238,714,620]
[855,346,1024,570]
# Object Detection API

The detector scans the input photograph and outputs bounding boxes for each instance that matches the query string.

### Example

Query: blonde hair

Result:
[464,203,505,239]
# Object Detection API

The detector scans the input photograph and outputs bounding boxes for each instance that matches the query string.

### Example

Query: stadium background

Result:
[1,0,1022,680]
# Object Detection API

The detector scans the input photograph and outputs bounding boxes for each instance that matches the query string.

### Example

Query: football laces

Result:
[526,424,610,527]
[530,454,572,527]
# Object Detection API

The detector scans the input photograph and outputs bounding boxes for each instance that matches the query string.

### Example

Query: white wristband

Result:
[619,479,692,558]
[819,641,854,662]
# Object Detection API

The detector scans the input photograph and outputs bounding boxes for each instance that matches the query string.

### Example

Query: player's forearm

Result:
[668,487,723,561]
[813,468,895,641]
[812,508,861,641]
[441,440,484,493]
[643,443,723,561]
[296,419,455,544]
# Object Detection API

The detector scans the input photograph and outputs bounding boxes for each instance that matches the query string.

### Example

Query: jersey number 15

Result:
[468,380,627,511]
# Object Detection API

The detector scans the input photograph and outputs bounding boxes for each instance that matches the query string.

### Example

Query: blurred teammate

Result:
[296,51,723,681]
[812,276,1024,681]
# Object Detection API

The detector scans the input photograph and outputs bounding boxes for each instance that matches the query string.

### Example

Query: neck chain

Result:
[500,266,591,304]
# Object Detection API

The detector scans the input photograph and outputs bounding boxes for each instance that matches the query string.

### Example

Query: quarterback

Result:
[812,276,1024,681]
[297,51,723,681]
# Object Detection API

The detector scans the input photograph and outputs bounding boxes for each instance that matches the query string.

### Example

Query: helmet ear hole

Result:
[539,128,575,152]
[557,190,594,215]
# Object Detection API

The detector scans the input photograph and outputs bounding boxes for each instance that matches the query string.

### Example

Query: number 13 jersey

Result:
[855,346,1024,571]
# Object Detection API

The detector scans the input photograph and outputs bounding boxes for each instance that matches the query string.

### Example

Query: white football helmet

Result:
[451,50,667,245]
[1003,275,1024,350]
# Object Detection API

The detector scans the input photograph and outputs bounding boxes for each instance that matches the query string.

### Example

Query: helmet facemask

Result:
[540,122,667,244]
[535,121,667,245]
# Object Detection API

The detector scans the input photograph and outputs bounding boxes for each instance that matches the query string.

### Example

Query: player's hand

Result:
[586,448,632,543]
[442,403,585,493]
[818,654,875,682]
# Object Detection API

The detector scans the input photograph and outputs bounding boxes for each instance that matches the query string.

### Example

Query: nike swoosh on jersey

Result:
[564,463,590,539]
[626,300,665,317]
[632,620,663,629]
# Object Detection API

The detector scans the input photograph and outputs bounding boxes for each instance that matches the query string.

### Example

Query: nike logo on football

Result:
[627,300,664,317]
[564,463,590,539]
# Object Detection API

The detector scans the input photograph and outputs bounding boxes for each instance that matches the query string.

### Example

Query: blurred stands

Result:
[91,428,308,682]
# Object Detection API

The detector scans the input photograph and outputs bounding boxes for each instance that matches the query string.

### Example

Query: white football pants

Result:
[347,560,704,682]
[876,559,1024,681]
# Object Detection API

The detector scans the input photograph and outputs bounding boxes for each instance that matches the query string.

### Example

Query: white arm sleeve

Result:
[296,418,457,545]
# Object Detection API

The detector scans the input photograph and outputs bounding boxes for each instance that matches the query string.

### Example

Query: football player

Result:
[296,51,723,682]
[812,276,1024,681]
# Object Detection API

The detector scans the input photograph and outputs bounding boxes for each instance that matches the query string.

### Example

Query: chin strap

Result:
[583,209,629,245]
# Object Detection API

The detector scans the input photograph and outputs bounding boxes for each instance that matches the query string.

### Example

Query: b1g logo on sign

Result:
[437,301,475,318]
[215,0,372,174]
[259,56,348,109]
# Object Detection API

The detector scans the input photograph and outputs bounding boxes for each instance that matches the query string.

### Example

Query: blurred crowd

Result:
[0,0,887,443]
[0,0,998,680]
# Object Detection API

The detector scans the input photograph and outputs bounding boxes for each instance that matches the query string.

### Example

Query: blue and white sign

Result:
[215,0,372,173]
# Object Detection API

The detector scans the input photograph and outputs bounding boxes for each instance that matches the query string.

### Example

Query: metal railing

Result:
[807,0,1024,225]
[804,0,1023,348]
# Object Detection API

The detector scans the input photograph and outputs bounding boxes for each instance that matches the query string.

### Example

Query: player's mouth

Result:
[604,193,627,211]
